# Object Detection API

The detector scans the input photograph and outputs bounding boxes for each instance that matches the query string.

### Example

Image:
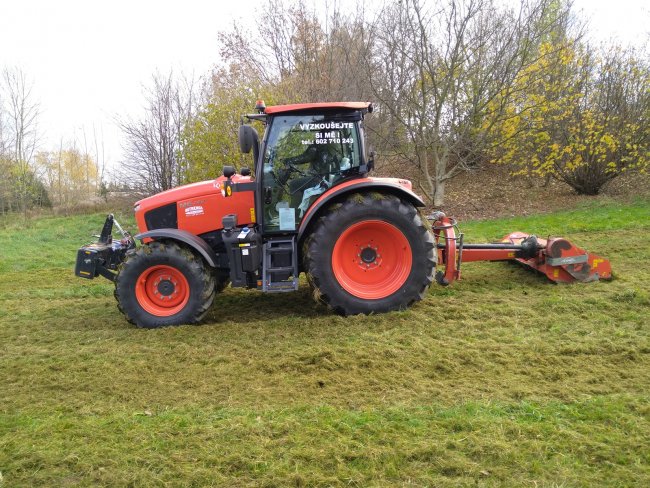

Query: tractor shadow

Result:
[204,284,328,324]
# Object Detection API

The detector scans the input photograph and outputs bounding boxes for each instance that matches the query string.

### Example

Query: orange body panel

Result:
[134,175,256,235]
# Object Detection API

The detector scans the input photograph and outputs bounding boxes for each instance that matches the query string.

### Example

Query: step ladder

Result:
[261,236,299,292]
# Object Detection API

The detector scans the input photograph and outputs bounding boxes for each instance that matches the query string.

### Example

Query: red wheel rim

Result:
[135,265,190,317]
[332,220,412,299]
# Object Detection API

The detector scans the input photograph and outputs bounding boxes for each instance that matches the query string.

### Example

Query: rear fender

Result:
[297,178,426,242]
[135,229,218,268]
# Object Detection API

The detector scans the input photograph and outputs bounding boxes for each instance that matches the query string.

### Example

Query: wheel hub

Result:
[360,247,377,264]
[354,242,382,270]
[156,279,175,297]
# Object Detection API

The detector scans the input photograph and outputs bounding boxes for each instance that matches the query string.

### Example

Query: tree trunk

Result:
[433,178,446,207]
[433,149,447,207]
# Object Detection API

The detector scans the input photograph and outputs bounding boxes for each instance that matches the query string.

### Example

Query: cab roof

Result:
[264,102,372,115]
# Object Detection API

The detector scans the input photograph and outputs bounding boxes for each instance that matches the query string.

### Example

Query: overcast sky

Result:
[0,0,648,171]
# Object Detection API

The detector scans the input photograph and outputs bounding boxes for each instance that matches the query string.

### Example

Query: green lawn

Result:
[1,200,649,486]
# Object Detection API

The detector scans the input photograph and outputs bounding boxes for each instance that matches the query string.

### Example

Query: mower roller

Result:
[74,101,611,328]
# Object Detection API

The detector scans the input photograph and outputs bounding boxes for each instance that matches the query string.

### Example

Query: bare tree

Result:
[0,89,9,215]
[93,124,108,200]
[218,1,373,102]
[118,71,196,194]
[367,0,573,205]
[0,89,5,155]
[0,157,10,214]
[218,0,298,86]
[2,67,40,216]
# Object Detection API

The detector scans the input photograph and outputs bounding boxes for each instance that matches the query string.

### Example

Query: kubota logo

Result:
[179,199,206,208]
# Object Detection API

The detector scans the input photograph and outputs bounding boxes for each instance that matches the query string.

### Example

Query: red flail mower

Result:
[430,212,611,286]
[75,101,611,328]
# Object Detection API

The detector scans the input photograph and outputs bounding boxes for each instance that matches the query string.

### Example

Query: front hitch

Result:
[74,214,135,282]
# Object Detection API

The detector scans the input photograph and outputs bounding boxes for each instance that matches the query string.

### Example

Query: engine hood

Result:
[134,175,256,235]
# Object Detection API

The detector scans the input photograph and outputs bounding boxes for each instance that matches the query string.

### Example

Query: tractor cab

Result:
[240,101,374,234]
[225,101,376,292]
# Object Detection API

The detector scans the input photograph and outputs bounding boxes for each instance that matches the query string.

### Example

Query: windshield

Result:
[262,114,361,232]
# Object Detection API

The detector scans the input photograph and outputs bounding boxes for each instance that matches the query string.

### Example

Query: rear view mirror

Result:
[239,125,259,154]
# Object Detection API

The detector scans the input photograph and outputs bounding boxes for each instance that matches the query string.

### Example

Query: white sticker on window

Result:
[279,207,296,230]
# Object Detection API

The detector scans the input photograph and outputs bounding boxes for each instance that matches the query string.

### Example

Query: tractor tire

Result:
[115,241,216,328]
[304,193,435,315]
[214,269,230,293]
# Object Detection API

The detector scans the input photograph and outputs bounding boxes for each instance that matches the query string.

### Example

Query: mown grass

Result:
[0,200,649,486]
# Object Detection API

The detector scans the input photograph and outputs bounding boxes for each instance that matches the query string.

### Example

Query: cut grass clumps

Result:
[0,200,649,486]
[1,397,647,486]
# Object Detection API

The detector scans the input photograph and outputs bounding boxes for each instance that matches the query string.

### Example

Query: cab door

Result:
[260,113,362,233]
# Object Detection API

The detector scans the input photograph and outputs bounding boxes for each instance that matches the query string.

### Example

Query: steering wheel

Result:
[285,161,309,177]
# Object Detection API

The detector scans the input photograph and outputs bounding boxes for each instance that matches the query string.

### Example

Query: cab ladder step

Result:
[261,237,299,292]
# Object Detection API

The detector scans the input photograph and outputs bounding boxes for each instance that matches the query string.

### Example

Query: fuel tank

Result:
[134,175,256,235]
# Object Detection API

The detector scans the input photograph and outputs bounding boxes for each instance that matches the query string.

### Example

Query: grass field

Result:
[1,199,649,486]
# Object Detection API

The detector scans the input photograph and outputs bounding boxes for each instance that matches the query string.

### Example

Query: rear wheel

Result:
[214,269,230,293]
[115,241,216,328]
[304,193,435,315]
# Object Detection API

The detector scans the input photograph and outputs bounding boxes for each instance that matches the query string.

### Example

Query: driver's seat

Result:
[288,176,315,208]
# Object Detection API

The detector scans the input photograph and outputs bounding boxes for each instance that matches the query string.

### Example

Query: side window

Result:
[262,115,360,232]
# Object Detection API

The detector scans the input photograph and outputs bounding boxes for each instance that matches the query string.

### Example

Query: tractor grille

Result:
[144,203,178,230]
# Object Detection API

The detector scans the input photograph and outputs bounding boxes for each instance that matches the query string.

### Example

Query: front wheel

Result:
[304,193,435,315]
[115,241,216,328]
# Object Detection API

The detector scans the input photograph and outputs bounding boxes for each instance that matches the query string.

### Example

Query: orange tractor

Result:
[75,101,611,328]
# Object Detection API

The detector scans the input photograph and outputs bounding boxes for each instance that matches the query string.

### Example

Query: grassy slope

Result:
[0,201,648,487]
